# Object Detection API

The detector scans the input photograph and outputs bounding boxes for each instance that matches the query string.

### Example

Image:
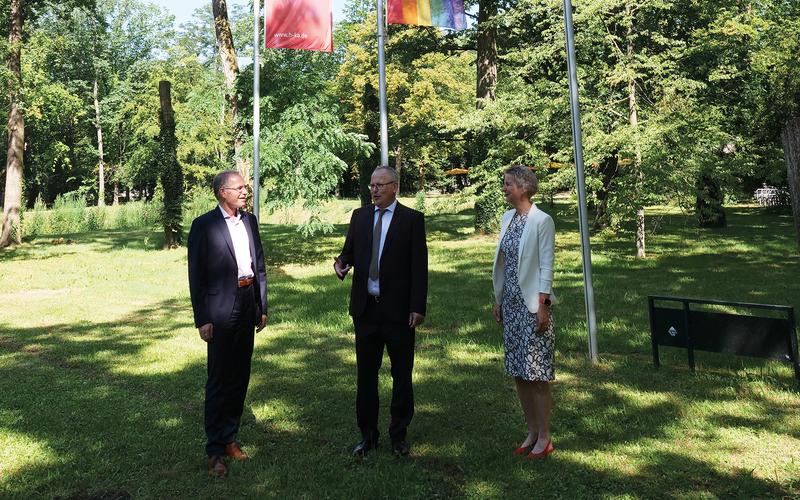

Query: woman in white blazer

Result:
[492,165,556,459]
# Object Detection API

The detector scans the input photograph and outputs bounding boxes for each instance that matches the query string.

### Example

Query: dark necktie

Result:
[369,209,387,280]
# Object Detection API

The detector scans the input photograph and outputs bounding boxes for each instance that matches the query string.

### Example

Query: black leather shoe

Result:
[352,437,378,457]
[391,440,410,457]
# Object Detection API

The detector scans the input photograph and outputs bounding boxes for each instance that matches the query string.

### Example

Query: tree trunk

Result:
[359,82,379,206]
[782,117,800,251]
[159,80,183,249]
[211,0,247,180]
[591,156,619,231]
[476,0,497,107]
[395,145,403,188]
[0,0,24,248]
[473,0,499,232]
[627,4,645,259]
[94,79,106,207]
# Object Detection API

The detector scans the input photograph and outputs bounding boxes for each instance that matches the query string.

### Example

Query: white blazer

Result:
[492,206,556,313]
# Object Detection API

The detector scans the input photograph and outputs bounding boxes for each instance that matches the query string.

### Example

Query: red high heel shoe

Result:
[526,440,554,459]
[513,444,533,456]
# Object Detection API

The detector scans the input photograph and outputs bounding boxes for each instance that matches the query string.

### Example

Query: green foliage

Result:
[49,193,88,234]
[414,191,426,213]
[252,99,373,235]
[22,196,48,237]
[21,199,160,237]
[182,188,217,228]
[8,0,800,244]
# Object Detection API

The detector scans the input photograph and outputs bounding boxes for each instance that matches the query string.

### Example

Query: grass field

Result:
[1,197,799,498]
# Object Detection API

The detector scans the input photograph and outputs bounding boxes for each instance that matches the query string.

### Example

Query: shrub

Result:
[50,192,86,234]
[84,206,107,231]
[414,191,426,213]
[23,195,48,238]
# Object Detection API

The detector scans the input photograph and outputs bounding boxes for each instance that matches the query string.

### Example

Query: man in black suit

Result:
[334,166,428,457]
[188,170,268,477]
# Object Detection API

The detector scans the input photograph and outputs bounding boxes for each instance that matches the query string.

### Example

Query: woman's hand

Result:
[493,303,503,324]
[536,304,551,333]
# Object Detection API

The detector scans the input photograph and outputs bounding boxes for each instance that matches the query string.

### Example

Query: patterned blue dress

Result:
[500,212,555,381]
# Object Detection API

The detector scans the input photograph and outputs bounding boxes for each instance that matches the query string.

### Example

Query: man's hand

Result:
[536,305,551,333]
[257,314,268,332]
[408,312,425,328]
[333,257,352,280]
[198,323,214,342]
[493,304,502,324]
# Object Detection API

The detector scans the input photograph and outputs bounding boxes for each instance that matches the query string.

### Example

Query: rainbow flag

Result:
[387,0,466,30]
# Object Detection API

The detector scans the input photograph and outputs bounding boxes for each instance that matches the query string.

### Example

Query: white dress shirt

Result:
[218,205,253,279]
[367,199,397,296]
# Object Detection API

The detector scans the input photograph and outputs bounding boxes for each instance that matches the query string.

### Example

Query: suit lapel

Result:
[214,208,236,260]
[381,203,402,259]
[365,205,376,257]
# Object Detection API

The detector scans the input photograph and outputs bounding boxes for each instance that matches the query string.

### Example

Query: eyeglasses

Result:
[222,185,246,192]
[369,181,396,191]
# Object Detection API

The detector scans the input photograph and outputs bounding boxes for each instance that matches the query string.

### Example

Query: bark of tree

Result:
[591,156,620,231]
[782,117,800,251]
[473,0,499,232]
[0,0,25,248]
[359,82,379,206]
[394,145,403,187]
[627,3,645,259]
[476,0,497,107]
[159,80,184,248]
[94,79,106,206]
[212,0,248,179]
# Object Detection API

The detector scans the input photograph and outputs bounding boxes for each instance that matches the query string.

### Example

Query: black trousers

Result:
[205,285,255,457]
[354,297,415,443]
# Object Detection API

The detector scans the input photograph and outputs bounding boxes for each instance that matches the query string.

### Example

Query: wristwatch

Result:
[539,297,551,306]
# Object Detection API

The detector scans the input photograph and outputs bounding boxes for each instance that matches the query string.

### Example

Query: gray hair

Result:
[372,166,399,183]
[212,170,242,200]
[504,165,538,199]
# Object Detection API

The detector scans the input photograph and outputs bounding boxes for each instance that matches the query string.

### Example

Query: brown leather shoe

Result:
[208,455,227,477]
[225,441,249,461]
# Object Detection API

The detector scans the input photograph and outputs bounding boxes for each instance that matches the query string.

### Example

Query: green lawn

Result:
[1,198,799,498]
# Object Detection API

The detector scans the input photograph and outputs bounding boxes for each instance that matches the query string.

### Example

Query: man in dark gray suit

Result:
[188,170,267,477]
[334,166,428,457]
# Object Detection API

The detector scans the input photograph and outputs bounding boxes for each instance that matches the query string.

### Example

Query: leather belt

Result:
[238,276,254,288]
[368,295,380,303]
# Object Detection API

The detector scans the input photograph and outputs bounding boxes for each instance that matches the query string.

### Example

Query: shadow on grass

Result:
[0,229,166,263]
[1,202,798,497]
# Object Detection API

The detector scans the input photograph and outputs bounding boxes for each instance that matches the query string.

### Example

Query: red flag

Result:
[265,0,333,53]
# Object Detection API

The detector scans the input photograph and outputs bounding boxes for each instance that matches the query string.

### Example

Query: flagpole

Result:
[376,0,389,166]
[253,0,262,222]
[562,0,599,363]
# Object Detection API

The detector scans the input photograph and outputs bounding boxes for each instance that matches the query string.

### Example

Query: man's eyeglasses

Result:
[369,181,396,191]
[222,185,247,192]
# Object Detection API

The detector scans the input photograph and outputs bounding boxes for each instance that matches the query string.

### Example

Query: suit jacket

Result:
[188,207,268,329]
[338,202,428,323]
[492,206,556,313]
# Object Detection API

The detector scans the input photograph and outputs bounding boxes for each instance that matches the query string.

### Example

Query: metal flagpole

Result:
[253,0,262,222]
[376,0,389,166]
[562,0,599,363]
